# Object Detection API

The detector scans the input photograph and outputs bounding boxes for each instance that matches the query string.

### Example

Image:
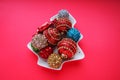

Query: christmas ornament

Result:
[37,22,54,33]
[31,43,40,53]
[31,34,48,51]
[47,53,62,68]
[57,38,77,59]
[67,28,81,42]
[55,18,72,32]
[39,46,53,59]
[58,9,69,19]
[43,27,61,45]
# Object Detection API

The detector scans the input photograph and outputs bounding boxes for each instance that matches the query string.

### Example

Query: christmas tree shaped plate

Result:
[27,12,85,70]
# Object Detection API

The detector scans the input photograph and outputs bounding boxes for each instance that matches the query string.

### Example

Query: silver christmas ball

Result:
[58,9,69,18]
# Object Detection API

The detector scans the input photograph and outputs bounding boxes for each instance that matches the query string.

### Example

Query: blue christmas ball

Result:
[67,28,81,42]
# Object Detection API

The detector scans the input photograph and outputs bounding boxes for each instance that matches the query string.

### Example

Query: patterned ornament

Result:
[31,34,48,51]
[47,53,62,68]
[39,46,53,59]
[43,27,61,45]
[67,28,81,42]
[55,18,72,32]
[57,38,77,59]
[37,22,54,33]
[58,9,69,19]
[31,43,40,53]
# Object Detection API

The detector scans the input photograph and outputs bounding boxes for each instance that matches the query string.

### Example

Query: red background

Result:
[0,0,120,80]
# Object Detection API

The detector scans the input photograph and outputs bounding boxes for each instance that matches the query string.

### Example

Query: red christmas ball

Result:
[39,46,53,59]
[43,27,61,45]
[57,38,77,59]
[55,18,72,32]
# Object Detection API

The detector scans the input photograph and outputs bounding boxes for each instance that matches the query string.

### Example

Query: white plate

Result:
[27,13,85,70]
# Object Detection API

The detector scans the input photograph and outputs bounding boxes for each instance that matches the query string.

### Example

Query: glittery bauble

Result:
[67,28,81,42]
[43,27,61,45]
[31,34,48,50]
[31,43,40,53]
[58,9,69,19]
[37,22,54,33]
[47,53,62,68]
[39,46,53,59]
[55,18,72,32]
[57,38,77,59]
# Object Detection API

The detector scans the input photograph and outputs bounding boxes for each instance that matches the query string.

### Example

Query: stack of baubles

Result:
[30,9,82,69]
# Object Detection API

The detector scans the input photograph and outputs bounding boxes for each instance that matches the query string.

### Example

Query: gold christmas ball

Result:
[47,53,62,68]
